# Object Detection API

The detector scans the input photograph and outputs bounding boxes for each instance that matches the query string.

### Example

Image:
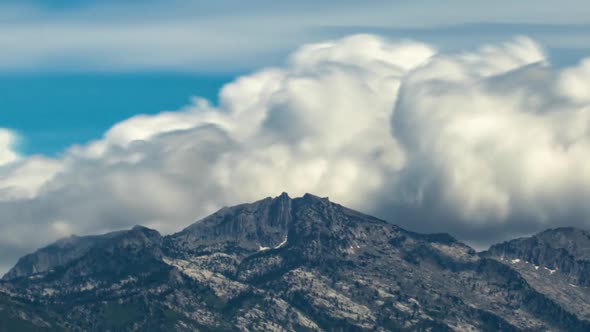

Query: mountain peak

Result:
[129,225,161,237]
[2,226,162,281]
[300,192,329,202]
[278,191,290,199]
[170,193,294,252]
[168,193,376,256]
[116,225,162,247]
[537,226,588,237]
[3,195,590,331]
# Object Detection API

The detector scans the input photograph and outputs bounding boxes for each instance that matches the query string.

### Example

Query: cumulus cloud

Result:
[0,129,19,166]
[558,58,590,103]
[390,39,590,242]
[0,156,63,201]
[2,34,590,271]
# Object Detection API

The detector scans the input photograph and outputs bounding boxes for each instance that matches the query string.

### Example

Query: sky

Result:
[1,0,590,272]
[0,73,232,155]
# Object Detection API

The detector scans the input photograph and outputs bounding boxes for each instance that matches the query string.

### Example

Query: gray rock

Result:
[0,193,589,331]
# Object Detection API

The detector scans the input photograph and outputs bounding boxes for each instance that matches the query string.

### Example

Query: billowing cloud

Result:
[392,39,590,241]
[2,34,590,271]
[0,129,19,166]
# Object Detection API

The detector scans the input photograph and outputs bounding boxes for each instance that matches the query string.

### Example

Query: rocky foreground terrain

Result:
[0,193,589,331]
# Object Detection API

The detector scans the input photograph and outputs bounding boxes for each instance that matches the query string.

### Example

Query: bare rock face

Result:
[168,192,292,253]
[2,231,125,280]
[484,227,590,286]
[482,227,590,322]
[1,193,589,331]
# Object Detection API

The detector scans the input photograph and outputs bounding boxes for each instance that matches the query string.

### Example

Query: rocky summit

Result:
[0,193,589,331]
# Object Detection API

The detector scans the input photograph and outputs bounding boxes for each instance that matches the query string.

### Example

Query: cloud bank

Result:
[3,0,590,71]
[2,34,590,270]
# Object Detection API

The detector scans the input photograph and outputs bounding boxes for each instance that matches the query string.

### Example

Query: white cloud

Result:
[393,41,590,238]
[558,58,590,103]
[0,129,19,166]
[0,156,63,201]
[2,34,590,272]
[50,220,74,238]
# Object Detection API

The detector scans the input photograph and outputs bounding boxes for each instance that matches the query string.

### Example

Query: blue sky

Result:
[3,0,590,155]
[1,73,232,155]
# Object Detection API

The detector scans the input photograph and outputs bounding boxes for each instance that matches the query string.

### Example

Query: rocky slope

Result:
[3,230,126,280]
[482,227,590,322]
[0,193,589,331]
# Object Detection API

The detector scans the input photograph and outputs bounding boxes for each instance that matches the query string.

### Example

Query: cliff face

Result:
[1,193,589,331]
[484,227,590,286]
[482,227,590,322]
[167,192,293,253]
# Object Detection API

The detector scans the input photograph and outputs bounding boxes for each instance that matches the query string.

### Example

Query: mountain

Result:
[0,193,589,331]
[484,227,590,286]
[3,230,126,280]
[482,227,590,322]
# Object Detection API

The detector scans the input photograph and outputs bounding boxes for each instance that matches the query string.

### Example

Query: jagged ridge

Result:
[0,193,589,331]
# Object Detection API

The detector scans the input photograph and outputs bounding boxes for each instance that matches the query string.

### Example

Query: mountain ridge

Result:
[1,193,589,331]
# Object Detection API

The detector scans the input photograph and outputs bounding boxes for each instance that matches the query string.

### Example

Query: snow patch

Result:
[80,282,97,291]
[275,235,288,249]
[257,235,287,251]
[42,288,57,296]
[544,267,557,274]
